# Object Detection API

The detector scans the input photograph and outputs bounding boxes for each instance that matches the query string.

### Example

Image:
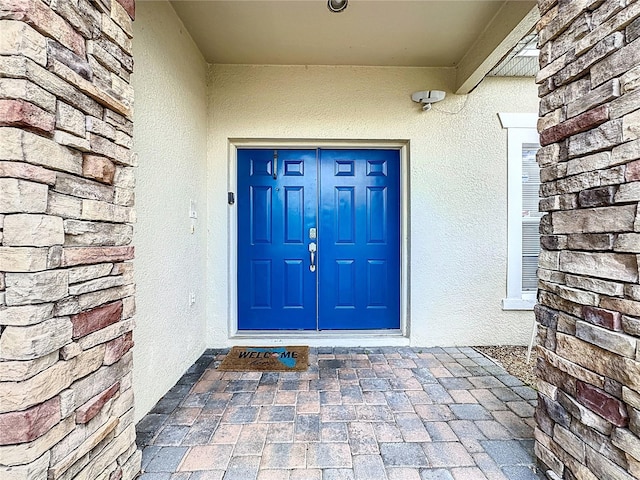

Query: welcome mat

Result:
[218,346,309,371]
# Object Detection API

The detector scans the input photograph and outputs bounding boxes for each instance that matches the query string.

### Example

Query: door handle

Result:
[308,242,317,272]
[273,151,278,180]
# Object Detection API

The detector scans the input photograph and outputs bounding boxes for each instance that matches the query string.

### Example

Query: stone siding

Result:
[535,0,640,478]
[0,0,140,478]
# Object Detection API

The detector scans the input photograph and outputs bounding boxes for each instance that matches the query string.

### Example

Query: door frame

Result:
[228,139,410,343]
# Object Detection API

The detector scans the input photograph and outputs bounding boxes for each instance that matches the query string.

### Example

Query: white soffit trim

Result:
[455,3,539,94]
[498,112,538,129]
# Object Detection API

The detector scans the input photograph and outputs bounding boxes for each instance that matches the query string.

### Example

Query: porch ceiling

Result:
[169,0,539,93]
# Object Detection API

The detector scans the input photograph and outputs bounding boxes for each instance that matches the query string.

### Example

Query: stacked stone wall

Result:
[535,0,640,478]
[0,0,140,478]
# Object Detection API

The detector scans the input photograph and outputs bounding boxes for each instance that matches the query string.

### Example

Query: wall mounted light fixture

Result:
[328,0,348,13]
[411,90,446,111]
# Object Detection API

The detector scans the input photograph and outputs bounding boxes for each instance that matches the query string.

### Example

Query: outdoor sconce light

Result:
[411,90,446,111]
[328,0,348,13]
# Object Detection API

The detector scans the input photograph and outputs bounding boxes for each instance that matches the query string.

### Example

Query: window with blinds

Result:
[521,144,541,292]
[499,113,540,310]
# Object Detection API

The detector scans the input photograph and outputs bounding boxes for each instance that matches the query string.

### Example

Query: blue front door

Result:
[237,149,318,330]
[237,148,400,330]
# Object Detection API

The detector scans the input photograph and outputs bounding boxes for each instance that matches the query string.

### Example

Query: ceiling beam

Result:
[454,2,539,95]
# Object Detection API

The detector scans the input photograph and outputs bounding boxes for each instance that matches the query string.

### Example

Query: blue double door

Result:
[237,148,400,330]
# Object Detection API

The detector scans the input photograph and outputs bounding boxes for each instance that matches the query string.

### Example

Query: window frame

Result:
[498,113,540,311]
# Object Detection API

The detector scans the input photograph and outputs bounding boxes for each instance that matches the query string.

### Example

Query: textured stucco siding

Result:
[208,65,539,347]
[132,1,208,421]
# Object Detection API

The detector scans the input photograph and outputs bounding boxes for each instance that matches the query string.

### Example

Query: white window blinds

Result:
[522,144,541,292]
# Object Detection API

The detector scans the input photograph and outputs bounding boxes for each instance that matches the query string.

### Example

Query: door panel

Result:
[318,149,400,329]
[237,148,400,331]
[238,149,317,330]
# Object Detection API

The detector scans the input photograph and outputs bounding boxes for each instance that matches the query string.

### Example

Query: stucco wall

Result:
[208,65,539,347]
[132,2,208,420]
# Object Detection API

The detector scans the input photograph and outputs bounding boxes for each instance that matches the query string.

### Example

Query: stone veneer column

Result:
[0,0,140,479]
[535,0,640,478]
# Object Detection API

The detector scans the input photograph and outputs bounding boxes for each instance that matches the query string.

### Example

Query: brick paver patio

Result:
[135,347,543,480]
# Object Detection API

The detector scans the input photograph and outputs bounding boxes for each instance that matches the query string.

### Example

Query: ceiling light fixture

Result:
[328,0,348,13]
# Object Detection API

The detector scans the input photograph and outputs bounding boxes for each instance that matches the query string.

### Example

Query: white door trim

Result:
[227,139,410,346]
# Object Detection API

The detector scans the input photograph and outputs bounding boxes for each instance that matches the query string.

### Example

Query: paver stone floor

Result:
[135,347,543,480]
